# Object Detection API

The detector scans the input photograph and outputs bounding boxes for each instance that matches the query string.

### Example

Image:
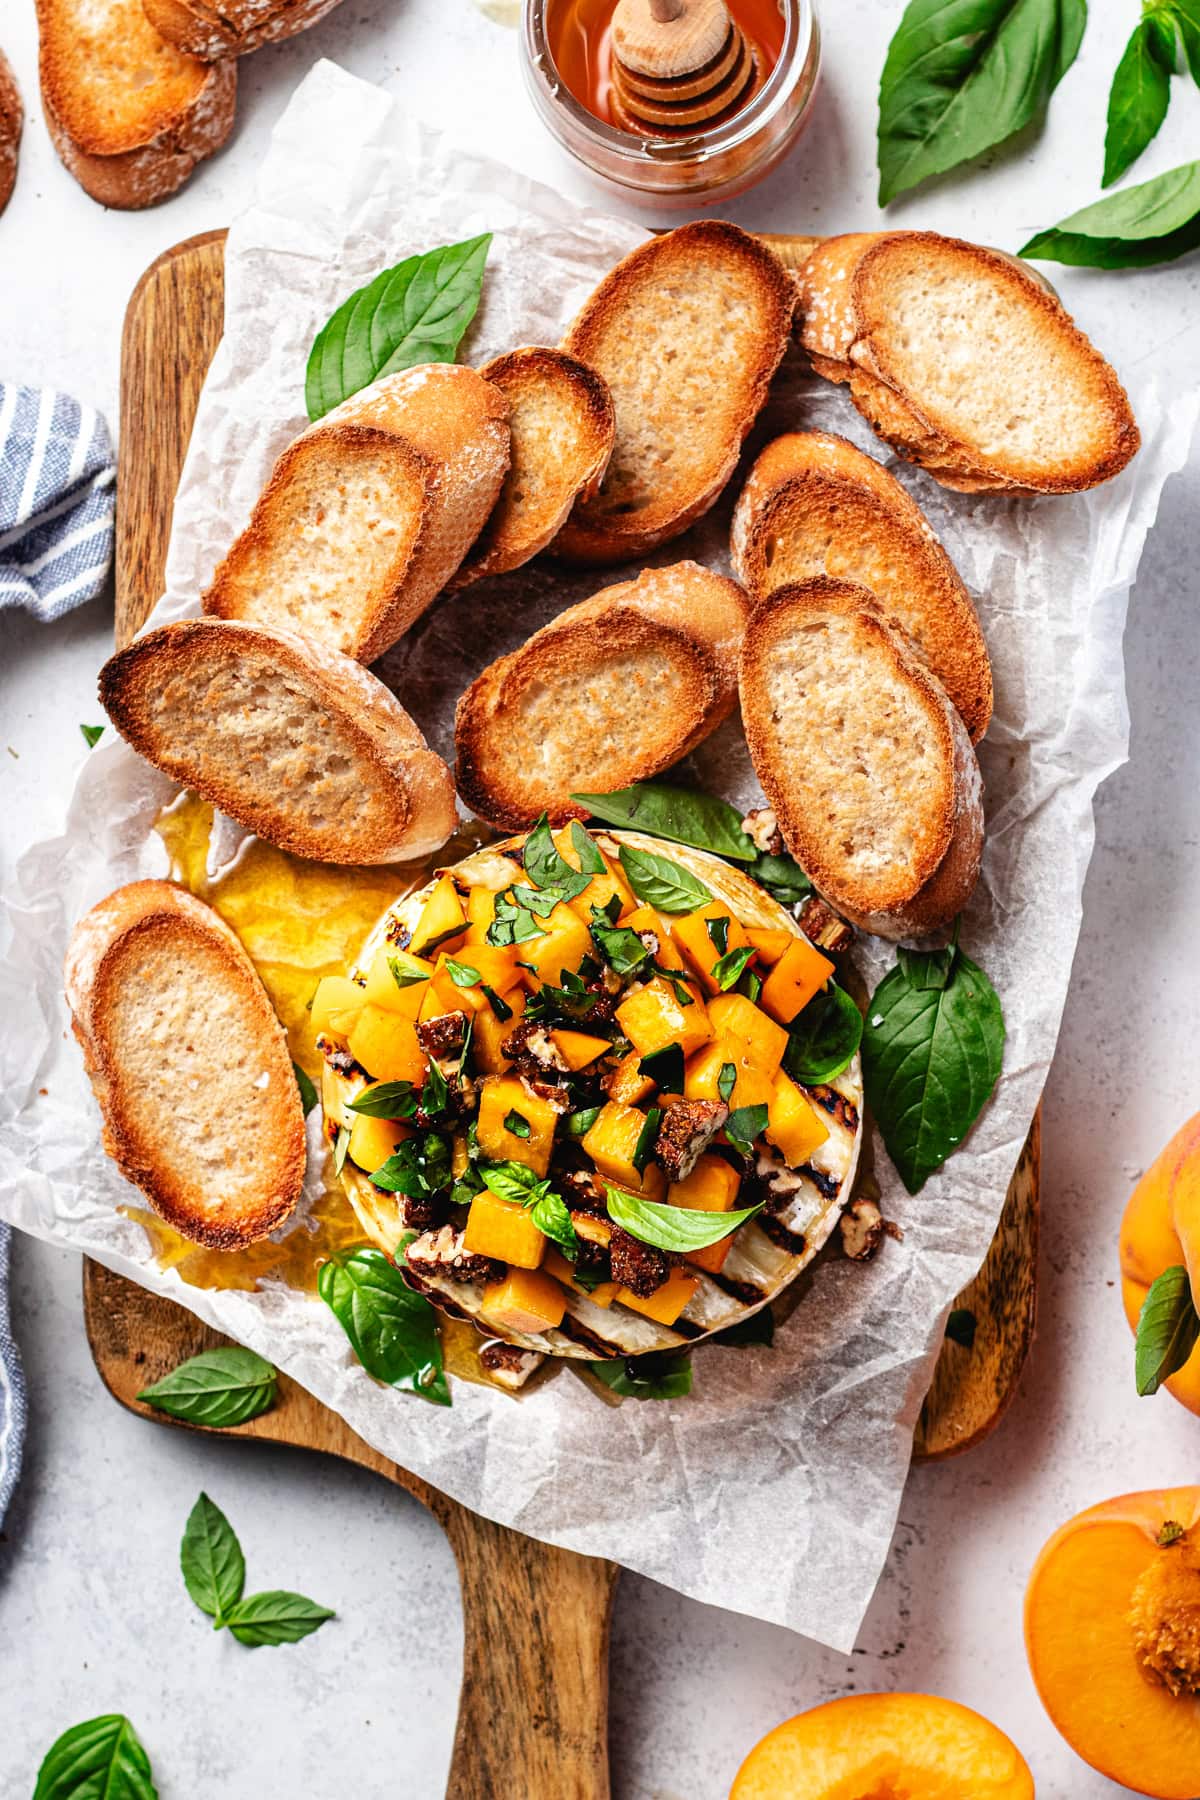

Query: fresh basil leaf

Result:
[945,1307,978,1349]
[569,820,607,873]
[529,1190,579,1257]
[605,1184,763,1252]
[503,1108,531,1139]
[523,812,575,888]
[713,945,756,991]
[480,1160,549,1204]
[718,1061,737,1105]
[897,943,956,991]
[725,1102,769,1157]
[863,947,1005,1194]
[1104,15,1172,187]
[590,910,651,975]
[619,845,713,914]
[137,1346,278,1428]
[79,722,104,749]
[568,1104,604,1138]
[347,1081,417,1119]
[387,951,432,990]
[292,1061,319,1116]
[180,1492,245,1623]
[487,888,548,947]
[572,782,758,860]
[319,1247,449,1403]
[521,877,589,913]
[445,958,482,988]
[481,984,513,1021]
[632,1106,662,1176]
[305,233,491,420]
[749,851,812,904]
[652,964,697,1007]
[638,1044,685,1094]
[784,983,864,1086]
[223,1590,335,1648]
[1021,156,1200,265]
[1135,1264,1200,1395]
[878,0,1087,205]
[1178,0,1200,83]
[706,914,730,956]
[589,1351,693,1400]
[713,1307,775,1348]
[333,1125,350,1174]
[34,1715,157,1800]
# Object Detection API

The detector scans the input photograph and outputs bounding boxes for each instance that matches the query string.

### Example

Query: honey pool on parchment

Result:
[135,793,503,1389]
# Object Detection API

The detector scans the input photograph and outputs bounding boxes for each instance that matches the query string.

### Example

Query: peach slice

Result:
[1120,1112,1200,1412]
[1025,1489,1200,1797]
[730,1692,1033,1799]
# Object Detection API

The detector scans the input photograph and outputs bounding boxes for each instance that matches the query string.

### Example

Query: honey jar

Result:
[521,0,820,205]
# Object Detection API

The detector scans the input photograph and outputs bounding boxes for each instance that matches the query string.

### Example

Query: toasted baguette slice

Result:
[0,48,21,215]
[100,619,456,864]
[731,431,993,742]
[554,221,795,564]
[37,0,236,209]
[740,578,983,940]
[800,231,1138,494]
[456,561,750,831]
[203,365,510,662]
[451,348,615,588]
[142,0,344,59]
[65,880,305,1247]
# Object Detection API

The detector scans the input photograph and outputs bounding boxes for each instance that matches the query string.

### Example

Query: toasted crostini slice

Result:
[65,880,305,1247]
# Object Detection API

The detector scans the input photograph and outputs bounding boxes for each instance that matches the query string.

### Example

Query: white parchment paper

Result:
[1,61,1196,1651]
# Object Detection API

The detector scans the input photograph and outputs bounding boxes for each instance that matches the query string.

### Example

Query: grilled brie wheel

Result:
[321,831,863,1365]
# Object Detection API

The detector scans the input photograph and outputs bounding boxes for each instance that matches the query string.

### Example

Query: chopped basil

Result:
[652,964,696,1008]
[638,1044,685,1094]
[419,1055,452,1120]
[79,722,104,749]
[712,945,756,991]
[725,1103,769,1158]
[736,967,763,1005]
[784,982,863,1086]
[567,1104,604,1138]
[569,820,607,873]
[370,1130,451,1200]
[387,951,433,989]
[717,1061,737,1105]
[292,1061,318,1116]
[590,909,651,976]
[631,1106,662,1176]
[705,914,730,956]
[332,1125,350,1174]
[503,1108,531,1139]
[445,958,482,987]
[481,984,512,1021]
[523,813,575,888]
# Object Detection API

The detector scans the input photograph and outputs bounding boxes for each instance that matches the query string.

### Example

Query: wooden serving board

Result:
[84,230,1040,1799]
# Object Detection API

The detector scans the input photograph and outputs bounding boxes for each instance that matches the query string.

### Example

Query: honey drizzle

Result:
[146,795,510,1393]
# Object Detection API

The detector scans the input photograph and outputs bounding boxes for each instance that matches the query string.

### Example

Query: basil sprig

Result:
[305,233,491,420]
[138,1346,278,1428]
[180,1492,334,1647]
[480,1161,580,1259]
[619,845,713,914]
[34,1715,157,1800]
[862,934,1004,1194]
[877,0,1086,205]
[589,1351,693,1400]
[1022,156,1200,266]
[319,1246,449,1404]
[606,1184,763,1253]
[1134,1264,1200,1394]
[784,983,863,1086]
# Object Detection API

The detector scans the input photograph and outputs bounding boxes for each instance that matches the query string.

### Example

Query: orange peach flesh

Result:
[1119,1114,1200,1413]
[1025,1492,1200,1799]
[730,1692,1034,1800]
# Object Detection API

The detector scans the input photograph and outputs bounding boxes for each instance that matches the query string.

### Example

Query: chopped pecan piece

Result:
[479,1341,544,1388]
[608,1225,670,1298]
[742,806,784,856]
[655,1098,728,1182]
[798,894,855,956]
[840,1197,885,1261]
[406,1224,502,1287]
[417,1011,468,1060]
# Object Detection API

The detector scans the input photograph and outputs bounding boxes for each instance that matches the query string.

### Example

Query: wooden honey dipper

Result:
[609,0,764,136]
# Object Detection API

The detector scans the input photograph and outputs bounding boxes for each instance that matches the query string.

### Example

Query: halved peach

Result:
[1025,1488,1200,1797]
[730,1692,1033,1799]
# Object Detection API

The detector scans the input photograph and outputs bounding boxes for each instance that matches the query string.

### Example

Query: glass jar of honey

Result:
[521,0,820,206]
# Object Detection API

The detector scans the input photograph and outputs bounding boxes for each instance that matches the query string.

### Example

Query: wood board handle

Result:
[434,1498,618,1799]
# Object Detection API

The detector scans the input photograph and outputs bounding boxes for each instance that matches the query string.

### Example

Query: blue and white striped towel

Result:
[0,1227,26,1530]
[0,383,116,621]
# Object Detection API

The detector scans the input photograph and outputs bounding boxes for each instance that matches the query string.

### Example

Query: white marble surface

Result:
[1,1,1198,1794]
